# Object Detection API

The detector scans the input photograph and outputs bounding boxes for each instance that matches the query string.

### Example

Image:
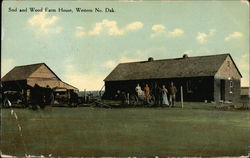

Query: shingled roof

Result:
[104,53,240,81]
[1,63,61,81]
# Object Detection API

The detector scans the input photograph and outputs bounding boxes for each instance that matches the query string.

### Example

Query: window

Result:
[187,80,192,93]
[229,80,233,93]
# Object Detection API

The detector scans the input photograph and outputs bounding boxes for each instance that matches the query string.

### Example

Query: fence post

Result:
[181,86,183,108]
[84,89,86,102]
[127,93,130,105]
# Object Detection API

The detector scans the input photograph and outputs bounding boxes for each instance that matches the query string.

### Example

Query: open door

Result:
[220,80,225,101]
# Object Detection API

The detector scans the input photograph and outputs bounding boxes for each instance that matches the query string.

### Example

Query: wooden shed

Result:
[1,63,78,92]
[103,54,242,103]
[240,87,250,103]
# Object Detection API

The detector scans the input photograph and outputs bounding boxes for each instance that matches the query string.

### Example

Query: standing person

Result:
[162,85,169,106]
[135,84,141,95]
[144,84,150,103]
[169,82,177,107]
[154,83,162,105]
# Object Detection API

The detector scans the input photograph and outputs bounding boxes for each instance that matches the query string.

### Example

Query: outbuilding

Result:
[1,63,78,104]
[103,54,242,103]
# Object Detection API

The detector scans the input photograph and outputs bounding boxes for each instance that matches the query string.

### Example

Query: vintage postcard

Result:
[1,0,249,157]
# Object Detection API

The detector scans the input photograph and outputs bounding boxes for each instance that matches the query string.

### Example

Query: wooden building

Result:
[240,87,250,103]
[2,63,78,92]
[103,54,242,103]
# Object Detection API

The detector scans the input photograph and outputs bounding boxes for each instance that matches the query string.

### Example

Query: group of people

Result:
[135,82,177,107]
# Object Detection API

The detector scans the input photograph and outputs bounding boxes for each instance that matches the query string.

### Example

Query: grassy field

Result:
[1,102,250,157]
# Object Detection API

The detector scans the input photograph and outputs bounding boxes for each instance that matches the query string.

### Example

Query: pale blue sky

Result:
[2,1,249,90]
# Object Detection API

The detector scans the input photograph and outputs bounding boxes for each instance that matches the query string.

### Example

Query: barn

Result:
[1,63,78,103]
[103,54,242,103]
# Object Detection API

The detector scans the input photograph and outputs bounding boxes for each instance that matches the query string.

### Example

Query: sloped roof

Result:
[104,54,238,81]
[1,63,61,82]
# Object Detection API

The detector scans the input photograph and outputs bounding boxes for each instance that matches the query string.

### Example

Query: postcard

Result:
[1,0,249,157]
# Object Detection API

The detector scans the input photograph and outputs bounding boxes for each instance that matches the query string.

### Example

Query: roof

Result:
[1,63,61,82]
[104,53,240,81]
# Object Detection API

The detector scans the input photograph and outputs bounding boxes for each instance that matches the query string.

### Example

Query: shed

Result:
[103,54,242,103]
[2,63,78,92]
[240,87,250,103]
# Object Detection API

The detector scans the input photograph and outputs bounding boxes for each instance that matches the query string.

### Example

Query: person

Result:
[162,85,169,106]
[153,83,162,105]
[144,84,150,103]
[135,84,141,94]
[135,84,144,97]
[169,82,177,107]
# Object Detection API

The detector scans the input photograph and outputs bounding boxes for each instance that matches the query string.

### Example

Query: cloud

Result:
[119,56,138,63]
[28,12,62,34]
[76,19,143,37]
[63,58,105,91]
[1,58,16,77]
[240,0,249,6]
[88,19,123,36]
[150,24,184,38]
[125,22,143,31]
[104,56,138,70]
[104,48,165,70]
[196,29,215,44]
[224,32,243,41]
[105,60,117,69]
[168,29,184,37]
[152,24,165,32]
[55,26,63,33]
[75,26,86,38]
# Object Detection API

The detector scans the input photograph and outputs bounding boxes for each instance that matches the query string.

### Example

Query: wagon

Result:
[1,91,25,108]
[129,91,155,106]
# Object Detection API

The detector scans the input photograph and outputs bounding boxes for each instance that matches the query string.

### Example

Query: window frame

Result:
[229,80,233,94]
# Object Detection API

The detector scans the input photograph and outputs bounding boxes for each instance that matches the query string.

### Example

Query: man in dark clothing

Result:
[152,82,163,106]
[169,82,177,107]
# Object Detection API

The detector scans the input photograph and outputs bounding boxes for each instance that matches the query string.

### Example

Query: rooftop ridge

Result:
[14,62,45,68]
[119,53,229,64]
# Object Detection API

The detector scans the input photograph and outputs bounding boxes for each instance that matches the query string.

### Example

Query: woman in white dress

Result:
[135,84,145,99]
[162,85,169,106]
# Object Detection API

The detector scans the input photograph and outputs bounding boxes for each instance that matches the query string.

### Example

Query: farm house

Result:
[1,63,78,105]
[103,54,242,103]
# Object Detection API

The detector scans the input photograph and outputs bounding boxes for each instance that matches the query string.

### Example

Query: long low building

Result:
[103,53,242,103]
[1,63,78,92]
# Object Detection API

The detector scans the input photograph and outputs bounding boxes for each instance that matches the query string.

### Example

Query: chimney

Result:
[183,54,188,58]
[148,57,154,62]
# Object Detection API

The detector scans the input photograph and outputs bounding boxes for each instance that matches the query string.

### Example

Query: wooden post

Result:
[127,93,130,105]
[84,89,86,102]
[181,86,183,108]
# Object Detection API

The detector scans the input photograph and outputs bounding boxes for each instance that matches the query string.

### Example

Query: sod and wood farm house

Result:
[1,63,78,103]
[103,54,242,103]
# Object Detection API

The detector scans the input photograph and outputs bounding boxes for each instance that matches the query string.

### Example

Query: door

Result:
[220,80,225,101]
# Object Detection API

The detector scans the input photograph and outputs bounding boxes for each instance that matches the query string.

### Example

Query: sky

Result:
[2,0,249,91]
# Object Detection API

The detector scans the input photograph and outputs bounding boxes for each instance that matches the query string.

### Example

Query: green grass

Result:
[1,102,250,157]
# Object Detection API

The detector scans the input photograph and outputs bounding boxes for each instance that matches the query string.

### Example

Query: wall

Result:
[213,55,241,103]
[104,76,214,102]
[214,78,241,103]
[29,64,59,80]
[215,56,241,80]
